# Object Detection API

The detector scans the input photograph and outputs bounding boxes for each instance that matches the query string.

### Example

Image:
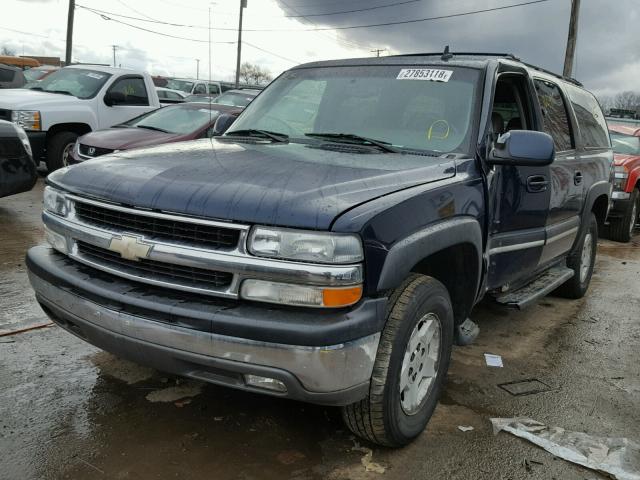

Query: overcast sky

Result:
[1,0,638,96]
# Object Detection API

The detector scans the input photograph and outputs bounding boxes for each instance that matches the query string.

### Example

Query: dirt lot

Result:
[1,179,639,480]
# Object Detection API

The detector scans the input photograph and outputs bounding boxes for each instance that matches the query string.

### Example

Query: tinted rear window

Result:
[566,86,610,149]
[0,68,15,82]
[534,79,574,151]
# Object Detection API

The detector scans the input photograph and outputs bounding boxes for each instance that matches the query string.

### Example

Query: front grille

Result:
[77,241,233,290]
[0,109,11,122]
[79,144,113,158]
[74,201,240,250]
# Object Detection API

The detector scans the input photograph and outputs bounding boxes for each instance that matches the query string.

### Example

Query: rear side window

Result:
[110,76,149,105]
[194,83,207,94]
[566,86,610,149]
[208,84,220,95]
[534,79,574,151]
[0,68,15,82]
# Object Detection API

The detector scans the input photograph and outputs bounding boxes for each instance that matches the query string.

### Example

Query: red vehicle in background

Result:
[607,122,640,242]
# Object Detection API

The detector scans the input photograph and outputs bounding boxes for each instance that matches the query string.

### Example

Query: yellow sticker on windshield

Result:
[397,69,452,82]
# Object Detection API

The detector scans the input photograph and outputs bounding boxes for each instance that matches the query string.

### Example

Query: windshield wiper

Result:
[305,132,400,153]
[28,86,43,91]
[45,90,74,96]
[136,125,170,133]
[225,129,289,143]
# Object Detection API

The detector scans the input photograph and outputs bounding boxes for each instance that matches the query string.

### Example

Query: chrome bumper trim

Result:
[29,271,379,393]
[43,210,363,298]
[612,191,631,200]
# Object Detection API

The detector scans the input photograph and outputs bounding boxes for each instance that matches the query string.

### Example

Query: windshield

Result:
[165,79,195,93]
[24,68,49,82]
[214,91,256,107]
[30,68,111,98]
[228,65,480,154]
[610,131,640,155]
[124,105,219,134]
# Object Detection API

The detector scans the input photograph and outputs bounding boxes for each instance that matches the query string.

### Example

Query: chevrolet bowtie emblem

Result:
[108,234,152,261]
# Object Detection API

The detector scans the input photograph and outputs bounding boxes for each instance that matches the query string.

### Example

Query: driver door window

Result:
[109,76,149,106]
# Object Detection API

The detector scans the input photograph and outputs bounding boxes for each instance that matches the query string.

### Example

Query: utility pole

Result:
[371,49,386,57]
[235,0,247,88]
[111,45,118,67]
[196,59,200,79]
[563,0,580,77]
[65,0,75,65]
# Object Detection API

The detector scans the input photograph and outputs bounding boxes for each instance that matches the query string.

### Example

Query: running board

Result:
[495,266,574,309]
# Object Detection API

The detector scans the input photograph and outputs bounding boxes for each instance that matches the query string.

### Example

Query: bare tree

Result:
[239,62,273,85]
[1,46,16,56]
[613,91,640,110]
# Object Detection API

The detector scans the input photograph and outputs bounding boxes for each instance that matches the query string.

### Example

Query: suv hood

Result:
[79,127,183,151]
[50,139,456,230]
[0,88,83,109]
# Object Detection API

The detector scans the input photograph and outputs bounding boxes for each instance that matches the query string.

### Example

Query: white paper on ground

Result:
[458,425,474,432]
[490,417,640,480]
[484,353,504,367]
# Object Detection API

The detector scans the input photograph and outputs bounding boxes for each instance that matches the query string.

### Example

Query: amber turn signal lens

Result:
[322,286,363,307]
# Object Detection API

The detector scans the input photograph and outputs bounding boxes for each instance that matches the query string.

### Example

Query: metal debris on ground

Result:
[498,379,552,396]
[484,353,504,367]
[491,417,640,480]
[352,442,386,474]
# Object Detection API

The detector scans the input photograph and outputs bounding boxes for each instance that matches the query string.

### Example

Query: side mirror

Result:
[212,113,237,136]
[488,130,555,167]
[104,90,126,107]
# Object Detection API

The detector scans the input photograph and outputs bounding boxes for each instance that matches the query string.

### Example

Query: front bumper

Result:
[609,192,632,218]
[26,131,46,161]
[27,246,384,405]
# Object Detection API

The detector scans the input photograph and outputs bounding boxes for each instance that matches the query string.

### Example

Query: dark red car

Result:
[68,103,241,164]
[607,122,640,242]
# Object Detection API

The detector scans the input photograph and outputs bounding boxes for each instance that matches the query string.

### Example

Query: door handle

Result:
[574,171,583,185]
[526,175,549,193]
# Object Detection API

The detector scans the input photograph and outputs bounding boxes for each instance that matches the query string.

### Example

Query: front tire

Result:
[556,213,598,299]
[342,274,454,447]
[607,189,639,243]
[46,131,78,172]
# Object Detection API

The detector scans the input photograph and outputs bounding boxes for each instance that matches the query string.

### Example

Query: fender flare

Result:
[582,180,611,224]
[376,216,484,294]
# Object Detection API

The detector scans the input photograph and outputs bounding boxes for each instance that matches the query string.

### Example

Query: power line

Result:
[244,41,300,64]
[77,0,551,33]
[281,0,423,18]
[76,6,300,65]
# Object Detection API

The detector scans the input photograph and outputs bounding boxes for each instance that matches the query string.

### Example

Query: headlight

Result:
[613,165,629,191]
[11,110,41,131]
[43,186,70,217]
[12,124,33,157]
[248,227,363,264]
[240,279,362,308]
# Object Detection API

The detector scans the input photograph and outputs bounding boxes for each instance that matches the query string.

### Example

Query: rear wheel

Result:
[46,131,78,172]
[607,189,639,243]
[555,213,598,299]
[341,274,454,447]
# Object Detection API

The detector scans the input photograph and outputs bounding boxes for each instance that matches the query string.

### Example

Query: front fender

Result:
[376,216,483,293]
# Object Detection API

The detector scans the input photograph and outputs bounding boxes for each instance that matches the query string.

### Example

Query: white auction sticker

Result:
[396,68,453,82]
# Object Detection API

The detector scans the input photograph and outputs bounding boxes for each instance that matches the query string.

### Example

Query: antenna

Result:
[208,4,212,131]
[441,45,453,61]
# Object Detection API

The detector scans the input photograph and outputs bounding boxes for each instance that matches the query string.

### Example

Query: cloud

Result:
[275,0,640,96]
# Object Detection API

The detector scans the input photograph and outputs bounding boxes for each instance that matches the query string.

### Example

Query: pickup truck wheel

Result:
[341,274,454,447]
[556,213,598,299]
[46,132,78,172]
[607,189,639,243]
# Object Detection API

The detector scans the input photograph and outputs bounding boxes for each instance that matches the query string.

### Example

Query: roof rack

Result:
[391,48,520,61]
[520,61,583,87]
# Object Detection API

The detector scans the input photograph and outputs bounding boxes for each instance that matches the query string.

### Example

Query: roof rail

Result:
[520,61,583,86]
[391,51,520,61]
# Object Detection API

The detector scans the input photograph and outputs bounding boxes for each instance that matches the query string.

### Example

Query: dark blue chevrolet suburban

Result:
[26,53,613,447]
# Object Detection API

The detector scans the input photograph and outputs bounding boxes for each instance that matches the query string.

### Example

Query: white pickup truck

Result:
[0,65,160,171]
